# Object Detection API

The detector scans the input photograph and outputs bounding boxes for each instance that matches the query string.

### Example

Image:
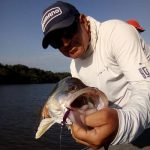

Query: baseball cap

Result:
[126,19,145,32]
[41,1,80,49]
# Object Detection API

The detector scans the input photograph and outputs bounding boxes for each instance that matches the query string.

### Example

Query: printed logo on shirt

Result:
[139,67,150,79]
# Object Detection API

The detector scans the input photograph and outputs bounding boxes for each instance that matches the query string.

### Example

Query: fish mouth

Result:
[70,92,98,110]
[62,87,108,127]
[66,87,108,111]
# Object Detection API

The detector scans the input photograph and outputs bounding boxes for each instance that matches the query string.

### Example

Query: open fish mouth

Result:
[66,87,108,111]
[61,87,108,126]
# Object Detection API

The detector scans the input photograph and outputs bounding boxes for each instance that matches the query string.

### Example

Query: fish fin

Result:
[35,118,55,139]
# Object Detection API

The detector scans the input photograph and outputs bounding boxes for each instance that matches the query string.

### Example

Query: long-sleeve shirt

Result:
[70,16,150,145]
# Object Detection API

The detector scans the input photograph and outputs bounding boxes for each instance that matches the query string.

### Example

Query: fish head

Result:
[35,76,86,139]
[45,77,87,122]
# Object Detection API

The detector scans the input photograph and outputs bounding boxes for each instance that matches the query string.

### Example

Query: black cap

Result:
[41,1,80,49]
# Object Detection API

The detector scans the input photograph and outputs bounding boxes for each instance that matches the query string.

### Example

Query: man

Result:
[41,1,150,149]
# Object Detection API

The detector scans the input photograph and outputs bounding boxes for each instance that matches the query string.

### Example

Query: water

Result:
[0,84,85,150]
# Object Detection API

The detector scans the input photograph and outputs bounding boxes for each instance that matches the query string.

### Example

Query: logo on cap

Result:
[42,7,62,32]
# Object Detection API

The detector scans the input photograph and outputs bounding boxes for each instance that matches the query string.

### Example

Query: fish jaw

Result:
[63,87,109,128]
[35,118,55,139]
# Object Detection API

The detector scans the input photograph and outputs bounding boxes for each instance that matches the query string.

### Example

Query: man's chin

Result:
[69,53,83,59]
[69,48,85,59]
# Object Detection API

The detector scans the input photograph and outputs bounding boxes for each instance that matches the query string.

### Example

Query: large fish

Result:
[35,76,108,139]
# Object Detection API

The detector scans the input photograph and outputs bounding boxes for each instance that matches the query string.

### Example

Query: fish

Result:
[35,76,108,139]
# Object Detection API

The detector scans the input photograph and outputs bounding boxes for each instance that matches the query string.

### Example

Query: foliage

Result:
[0,63,71,84]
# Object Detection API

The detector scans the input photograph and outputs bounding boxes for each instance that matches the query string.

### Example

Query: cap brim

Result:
[137,27,145,32]
[42,16,75,49]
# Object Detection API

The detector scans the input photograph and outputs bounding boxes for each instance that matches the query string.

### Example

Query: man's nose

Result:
[61,38,71,47]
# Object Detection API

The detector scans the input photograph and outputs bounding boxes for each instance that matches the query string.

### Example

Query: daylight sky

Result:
[0,0,150,72]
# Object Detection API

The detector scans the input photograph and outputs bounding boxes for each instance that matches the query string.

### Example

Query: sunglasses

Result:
[48,18,79,49]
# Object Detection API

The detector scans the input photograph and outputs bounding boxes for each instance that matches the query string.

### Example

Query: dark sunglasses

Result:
[48,18,79,49]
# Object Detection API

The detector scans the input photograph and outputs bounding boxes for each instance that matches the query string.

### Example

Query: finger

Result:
[71,124,95,148]
[72,123,111,143]
[71,124,112,149]
[84,110,105,127]
[71,124,98,144]
[71,123,87,138]
[72,124,105,150]
[85,108,116,127]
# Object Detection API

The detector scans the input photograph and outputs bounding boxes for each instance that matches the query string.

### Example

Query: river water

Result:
[0,84,85,150]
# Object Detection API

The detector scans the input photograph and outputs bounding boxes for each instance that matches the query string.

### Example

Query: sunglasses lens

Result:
[48,32,62,49]
[48,18,79,49]
[63,19,78,39]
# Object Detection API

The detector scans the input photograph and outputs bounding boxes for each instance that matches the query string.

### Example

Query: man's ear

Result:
[79,14,89,31]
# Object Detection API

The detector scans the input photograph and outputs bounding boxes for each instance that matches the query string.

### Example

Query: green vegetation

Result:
[0,63,71,84]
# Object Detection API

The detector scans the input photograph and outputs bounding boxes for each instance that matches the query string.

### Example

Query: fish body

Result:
[35,76,108,139]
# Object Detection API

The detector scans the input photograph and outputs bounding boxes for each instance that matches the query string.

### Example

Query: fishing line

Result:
[59,125,63,150]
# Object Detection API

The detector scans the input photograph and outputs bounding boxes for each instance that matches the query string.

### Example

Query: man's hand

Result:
[71,108,119,150]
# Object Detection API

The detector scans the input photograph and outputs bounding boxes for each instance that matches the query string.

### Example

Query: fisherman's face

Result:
[60,15,90,58]
[48,15,90,59]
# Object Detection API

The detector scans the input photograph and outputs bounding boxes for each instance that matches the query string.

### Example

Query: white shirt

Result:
[70,16,150,144]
